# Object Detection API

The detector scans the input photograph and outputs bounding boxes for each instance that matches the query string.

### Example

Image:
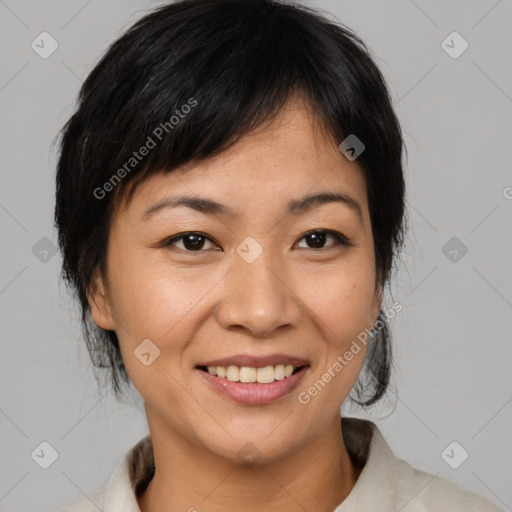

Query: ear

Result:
[370,283,383,328]
[87,268,116,331]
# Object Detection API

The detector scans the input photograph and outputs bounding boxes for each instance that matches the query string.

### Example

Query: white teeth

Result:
[239,367,257,382]
[257,365,275,383]
[274,364,285,380]
[226,365,239,381]
[206,364,299,383]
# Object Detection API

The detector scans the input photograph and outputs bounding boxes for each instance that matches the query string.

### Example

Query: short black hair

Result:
[54,0,408,407]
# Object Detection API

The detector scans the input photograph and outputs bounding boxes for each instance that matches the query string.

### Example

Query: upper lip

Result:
[196,354,310,368]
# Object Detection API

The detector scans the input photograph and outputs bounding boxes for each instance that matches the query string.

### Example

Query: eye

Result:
[163,229,351,253]
[295,230,350,250]
[164,232,218,252]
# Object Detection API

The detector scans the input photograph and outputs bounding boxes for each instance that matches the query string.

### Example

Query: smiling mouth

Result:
[196,364,308,384]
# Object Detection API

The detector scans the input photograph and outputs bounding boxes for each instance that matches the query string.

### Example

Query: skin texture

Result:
[88,97,382,512]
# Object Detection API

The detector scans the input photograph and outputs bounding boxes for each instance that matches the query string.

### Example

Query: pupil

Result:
[184,234,204,250]
[308,232,325,248]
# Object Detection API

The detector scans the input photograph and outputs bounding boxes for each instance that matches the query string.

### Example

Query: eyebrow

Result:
[141,191,363,223]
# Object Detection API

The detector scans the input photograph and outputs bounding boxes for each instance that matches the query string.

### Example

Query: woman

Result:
[55,0,502,510]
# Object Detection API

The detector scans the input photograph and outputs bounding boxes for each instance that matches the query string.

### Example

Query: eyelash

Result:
[163,230,352,253]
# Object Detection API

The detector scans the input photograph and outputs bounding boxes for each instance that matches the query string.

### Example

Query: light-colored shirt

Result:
[61,417,503,511]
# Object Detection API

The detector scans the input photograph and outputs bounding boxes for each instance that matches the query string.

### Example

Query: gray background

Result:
[0,0,511,510]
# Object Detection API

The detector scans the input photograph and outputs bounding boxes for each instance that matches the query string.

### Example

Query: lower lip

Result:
[197,366,309,405]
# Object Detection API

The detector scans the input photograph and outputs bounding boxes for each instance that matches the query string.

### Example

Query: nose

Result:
[215,251,303,337]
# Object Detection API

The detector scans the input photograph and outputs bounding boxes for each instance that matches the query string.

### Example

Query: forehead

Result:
[116,100,369,224]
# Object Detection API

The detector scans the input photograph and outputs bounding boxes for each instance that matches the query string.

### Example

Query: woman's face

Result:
[90,99,382,464]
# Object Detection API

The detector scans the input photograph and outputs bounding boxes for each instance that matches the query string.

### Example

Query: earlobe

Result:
[370,284,383,328]
[87,268,116,330]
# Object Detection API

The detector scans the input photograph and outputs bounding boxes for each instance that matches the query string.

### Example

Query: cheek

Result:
[107,246,218,347]
[298,265,374,407]
[298,260,376,343]
[108,263,207,397]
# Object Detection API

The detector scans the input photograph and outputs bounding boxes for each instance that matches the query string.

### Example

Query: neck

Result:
[137,414,361,512]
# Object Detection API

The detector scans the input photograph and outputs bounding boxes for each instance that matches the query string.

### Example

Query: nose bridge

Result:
[215,245,302,335]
